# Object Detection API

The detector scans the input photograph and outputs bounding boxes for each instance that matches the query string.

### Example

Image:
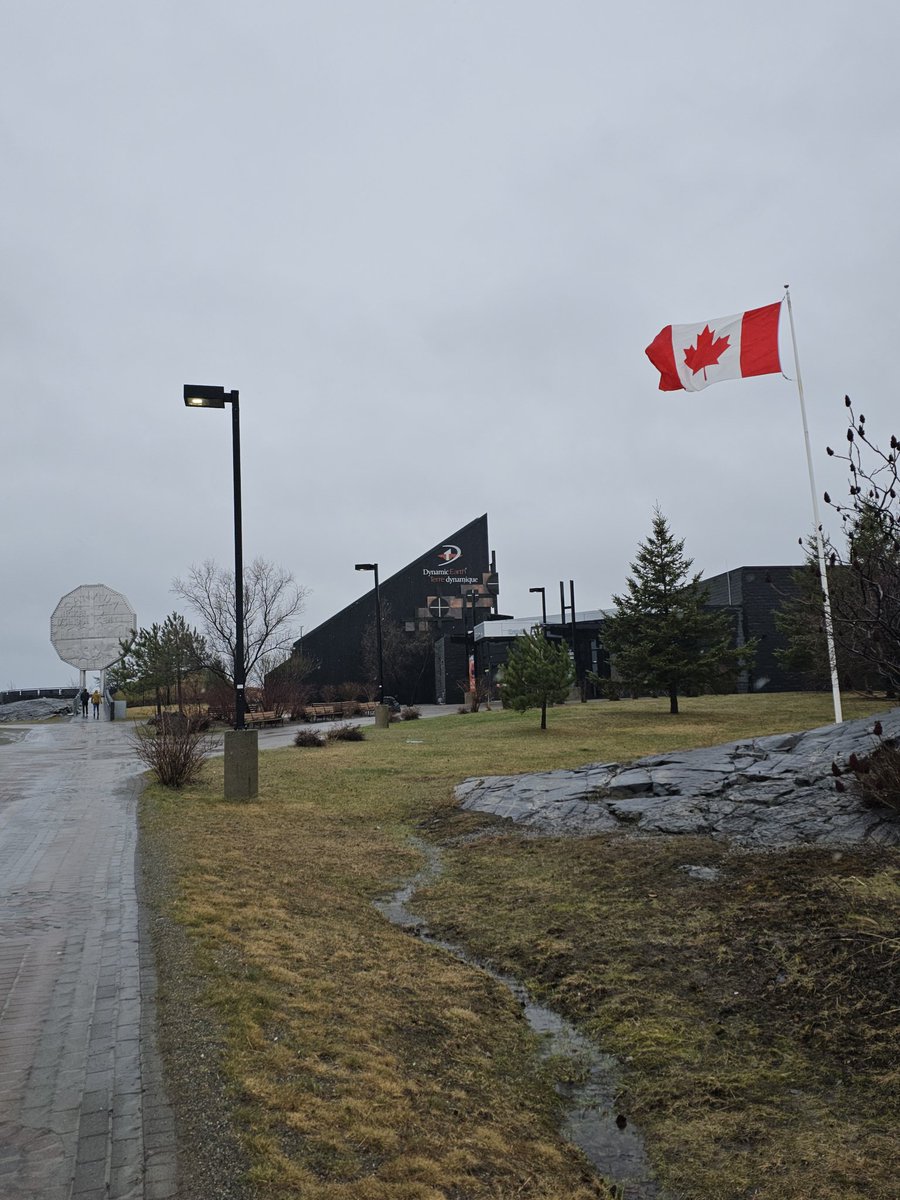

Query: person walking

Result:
[80,687,89,718]
[91,688,101,719]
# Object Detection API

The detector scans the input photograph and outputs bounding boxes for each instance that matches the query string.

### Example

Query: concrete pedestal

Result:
[374,704,391,729]
[224,729,259,800]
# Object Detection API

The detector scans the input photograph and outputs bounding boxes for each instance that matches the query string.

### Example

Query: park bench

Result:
[245,710,286,728]
[302,704,343,722]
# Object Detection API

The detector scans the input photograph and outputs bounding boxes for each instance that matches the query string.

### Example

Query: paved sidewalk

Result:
[0,719,176,1200]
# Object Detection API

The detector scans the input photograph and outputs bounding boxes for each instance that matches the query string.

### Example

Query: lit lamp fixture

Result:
[183,384,257,799]
[355,563,384,706]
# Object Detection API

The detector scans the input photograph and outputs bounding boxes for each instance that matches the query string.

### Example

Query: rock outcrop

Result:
[456,709,900,847]
[0,697,76,723]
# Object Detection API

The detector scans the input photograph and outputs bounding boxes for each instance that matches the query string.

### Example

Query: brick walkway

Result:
[0,719,176,1199]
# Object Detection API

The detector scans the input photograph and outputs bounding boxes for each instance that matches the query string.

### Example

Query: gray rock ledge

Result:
[456,709,900,847]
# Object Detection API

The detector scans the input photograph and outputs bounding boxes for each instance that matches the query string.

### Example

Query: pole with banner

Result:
[645,290,843,723]
[783,284,842,723]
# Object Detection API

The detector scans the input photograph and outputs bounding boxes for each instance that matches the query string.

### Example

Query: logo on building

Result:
[438,544,461,564]
[428,597,451,619]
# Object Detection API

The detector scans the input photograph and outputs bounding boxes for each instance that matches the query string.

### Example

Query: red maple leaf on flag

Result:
[683,325,730,380]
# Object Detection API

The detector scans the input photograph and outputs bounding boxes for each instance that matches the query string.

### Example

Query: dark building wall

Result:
[704,565,811,692]
[474,620,610,700]
[293,515,498,704]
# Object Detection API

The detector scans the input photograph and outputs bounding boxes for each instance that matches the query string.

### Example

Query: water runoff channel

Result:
[375,837,665,1199]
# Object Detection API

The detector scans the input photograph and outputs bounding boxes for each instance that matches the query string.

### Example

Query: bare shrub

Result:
[293,729,324,748]
[833,720,900,813]
[261,651,317,718]
[338,681,365,701]
[128,723,216,789]
[325,722,366,743]
[400,706,421,720]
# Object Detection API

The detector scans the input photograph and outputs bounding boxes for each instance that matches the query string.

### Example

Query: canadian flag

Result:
[645,301,782,392]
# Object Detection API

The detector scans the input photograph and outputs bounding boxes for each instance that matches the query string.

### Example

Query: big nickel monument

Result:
[50,584,137,692]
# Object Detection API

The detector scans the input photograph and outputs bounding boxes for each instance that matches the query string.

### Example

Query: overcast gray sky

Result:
[3,0,898,688]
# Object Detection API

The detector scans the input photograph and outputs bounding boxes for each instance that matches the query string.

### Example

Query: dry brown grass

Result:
[140,693,899,1199]
[417,835,900,1200]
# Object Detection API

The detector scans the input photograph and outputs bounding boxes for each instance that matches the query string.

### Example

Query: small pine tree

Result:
[603,508,754,714]
[501,626,575,730]
[117,613,207,715]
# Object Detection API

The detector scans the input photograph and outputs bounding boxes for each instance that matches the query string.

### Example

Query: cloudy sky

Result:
[3,0,898,688]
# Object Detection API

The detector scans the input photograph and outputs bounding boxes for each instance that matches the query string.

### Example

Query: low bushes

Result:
[129,722,216,788]
[833,720,900,813]
[294,729,325,748]
[325,722,366,743]
[294,723,367,748]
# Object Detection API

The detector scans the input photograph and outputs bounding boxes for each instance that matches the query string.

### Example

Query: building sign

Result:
[423,546,482,584]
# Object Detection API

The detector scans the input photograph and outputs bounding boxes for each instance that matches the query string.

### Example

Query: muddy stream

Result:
[375,838,664,1199]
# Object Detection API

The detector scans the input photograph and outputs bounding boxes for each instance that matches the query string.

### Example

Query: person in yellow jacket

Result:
[91,689,101,719]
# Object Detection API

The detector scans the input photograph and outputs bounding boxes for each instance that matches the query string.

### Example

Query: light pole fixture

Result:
[355,563,384,703]
[529,586,547,626]
[465,589,479,694]
[184,383,257,799]
[569,579,577,660]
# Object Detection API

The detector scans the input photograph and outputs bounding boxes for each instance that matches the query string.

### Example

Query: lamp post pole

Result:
[184,384,256,799]
[372,564,384,702]
[529,586,547,626]
[231,392,246,730]
[355,563,386,720]
[569,579,577,660]
[466,590,479,695]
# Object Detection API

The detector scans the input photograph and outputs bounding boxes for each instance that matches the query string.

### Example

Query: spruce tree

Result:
[501,626,575,730]
[117,614,207,715]
[603,508,753,714]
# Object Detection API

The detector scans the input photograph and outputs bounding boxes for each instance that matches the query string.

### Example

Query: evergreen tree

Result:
[501,626,574,730]
[603,508,753,714]
[118,613,207,715]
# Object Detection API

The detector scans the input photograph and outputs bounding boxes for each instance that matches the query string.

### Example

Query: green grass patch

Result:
[140,693,899,1199]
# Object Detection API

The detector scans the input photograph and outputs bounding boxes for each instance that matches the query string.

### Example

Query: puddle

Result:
[376,838,663,1198]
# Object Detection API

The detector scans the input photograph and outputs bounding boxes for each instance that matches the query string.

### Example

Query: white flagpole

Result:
[783,284,843,723]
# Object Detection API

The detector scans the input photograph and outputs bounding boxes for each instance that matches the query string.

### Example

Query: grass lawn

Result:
[140,693,899,1200]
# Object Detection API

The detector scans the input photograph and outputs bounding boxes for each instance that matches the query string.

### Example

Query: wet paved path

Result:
[0,718,176,1200]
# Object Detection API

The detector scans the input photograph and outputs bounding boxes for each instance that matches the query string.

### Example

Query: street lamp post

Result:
[570,578,584,701]
[529,585,547,626]
[355,562,388,726]
[184,384,257,799]
[465,589,479,698]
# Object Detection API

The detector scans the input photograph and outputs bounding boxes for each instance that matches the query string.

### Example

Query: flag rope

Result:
[783,284,843,723]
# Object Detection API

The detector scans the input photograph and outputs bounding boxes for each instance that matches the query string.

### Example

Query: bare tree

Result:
[361,600,432,700]
[259,650,318,718]
[173,558,308,689]
[819,397,900,692]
